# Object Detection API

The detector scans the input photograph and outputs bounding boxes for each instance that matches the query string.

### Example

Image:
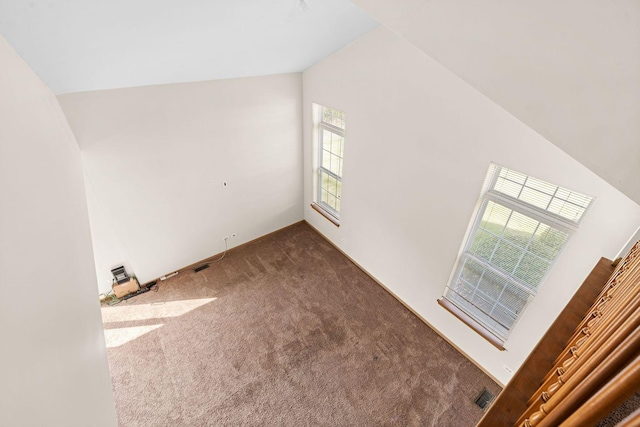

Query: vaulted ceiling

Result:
[1,0,638,206]
[0,0,378,94]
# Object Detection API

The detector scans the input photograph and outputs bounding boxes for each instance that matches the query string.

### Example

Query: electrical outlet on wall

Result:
[223,233,237,242]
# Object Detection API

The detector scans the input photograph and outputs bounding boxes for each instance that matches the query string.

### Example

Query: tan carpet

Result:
[101,222,501,426]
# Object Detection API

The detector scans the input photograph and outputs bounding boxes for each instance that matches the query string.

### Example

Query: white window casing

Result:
[314,105,345,221]
[442,164,593,343]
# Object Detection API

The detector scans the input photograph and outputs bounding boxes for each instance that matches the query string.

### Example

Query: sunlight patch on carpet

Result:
[104,324,163,348]
[101,297,217,323]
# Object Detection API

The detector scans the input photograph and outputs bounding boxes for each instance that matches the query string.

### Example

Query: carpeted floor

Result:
[101,222,501,426]
[596,392,640,427]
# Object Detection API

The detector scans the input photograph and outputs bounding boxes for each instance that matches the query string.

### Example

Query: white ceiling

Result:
[0,0,378,94]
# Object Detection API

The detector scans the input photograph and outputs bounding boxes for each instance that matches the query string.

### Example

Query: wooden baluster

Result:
[481,247,639,427]
[567,269,639,352]
[558,355,640,427]
[570,274,619,337]
[527,286,640,408]
[560,262,639,360]
[519,304,640,423]
[524,324,640,427]
[568,281,639,358]
[548,291,640,390]
[546,255,635,381]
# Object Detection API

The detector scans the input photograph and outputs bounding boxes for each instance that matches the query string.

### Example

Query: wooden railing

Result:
[478,241,640,426]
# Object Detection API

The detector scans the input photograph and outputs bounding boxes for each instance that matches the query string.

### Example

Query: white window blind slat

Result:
[443,164,593,342]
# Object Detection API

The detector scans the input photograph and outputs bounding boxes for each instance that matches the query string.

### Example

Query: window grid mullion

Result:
[466,200,501,304]
[485,208,514,266]
[314,104,345,221]
[545,186,560,211]
[319,121,344,136]
[319,166,340,181]
[509,221,542,278]
[487,283,508,319]
[486,191,576,233]
[464,252,537,297]
[476,225,555,269]
[444,164,593,344]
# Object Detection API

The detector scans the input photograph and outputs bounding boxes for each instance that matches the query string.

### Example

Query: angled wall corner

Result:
[0,36,116,427]
[59,73,304,287]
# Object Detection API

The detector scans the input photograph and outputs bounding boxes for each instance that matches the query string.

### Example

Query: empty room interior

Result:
[1,1,639,426]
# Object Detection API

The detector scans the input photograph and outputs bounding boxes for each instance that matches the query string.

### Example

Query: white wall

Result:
[0,36,116,426]
[352,0,640,206]
[302,27,640,385]
[59,74,303,291]
[83,171,134,293]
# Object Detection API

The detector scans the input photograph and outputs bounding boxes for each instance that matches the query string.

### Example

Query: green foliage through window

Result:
[444,164,592,341]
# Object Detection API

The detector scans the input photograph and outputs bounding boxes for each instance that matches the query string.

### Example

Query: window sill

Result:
[311,203,340,227]
[437,297,506,351]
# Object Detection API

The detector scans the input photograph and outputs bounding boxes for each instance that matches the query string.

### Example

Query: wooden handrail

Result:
[476,257,615,427]
[525,324,640,426]
[486,241,640,427]
[521,308,640,424]
[522,279,640,415]
[558,354,640,427]
[528,263,640,407]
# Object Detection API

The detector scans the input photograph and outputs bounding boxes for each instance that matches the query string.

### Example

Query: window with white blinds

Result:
[442,164,593,342]
[315,105,345,219]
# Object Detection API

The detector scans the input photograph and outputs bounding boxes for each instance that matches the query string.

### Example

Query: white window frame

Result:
[312,104,345,225]
[441,164,593,346]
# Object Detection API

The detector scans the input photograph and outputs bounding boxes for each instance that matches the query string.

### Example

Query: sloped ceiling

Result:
[352,0,640,206]
[1,0,638,205]
[0,0,378,94]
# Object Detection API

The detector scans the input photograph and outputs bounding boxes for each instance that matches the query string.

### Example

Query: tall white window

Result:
[312,104,345,225]
[440,164,593,345]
